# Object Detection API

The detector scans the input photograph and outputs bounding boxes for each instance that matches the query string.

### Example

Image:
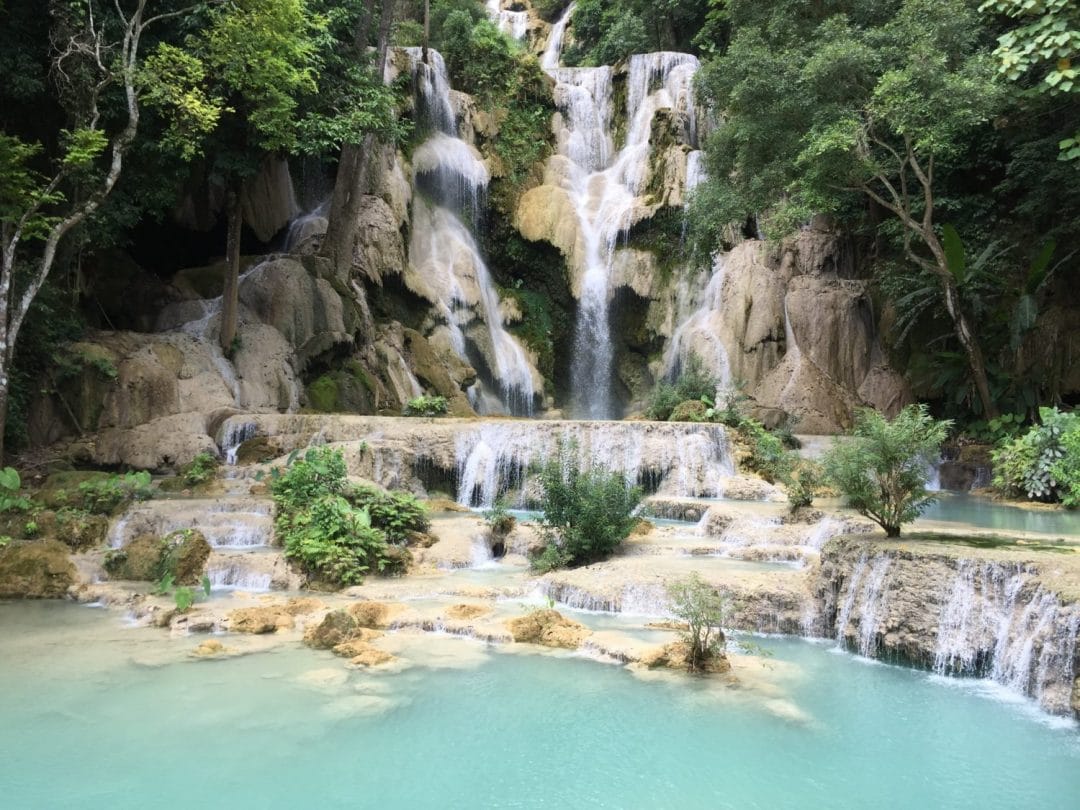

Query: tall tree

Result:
[695,0,1006,416]
[0,0,185,460]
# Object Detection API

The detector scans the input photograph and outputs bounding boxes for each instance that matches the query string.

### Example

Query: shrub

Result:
[79,471,153,515]
[737,417,791,482]
[350,485,430,544]
[404,395,449,417]
[484,499,516,538]
[782,459,821,512]
[0,467,30,513]
[647,353,719,420]
[993,407,1079,503]
[282,495,401,586]
[823,405,951,537]
[669,400,709,423]
[270,447,411,586]
[532,442,643,570]
[182,452,220,487]
[667,573,727,673]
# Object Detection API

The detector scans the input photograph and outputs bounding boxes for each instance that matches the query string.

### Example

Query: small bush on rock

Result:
[404,395,449,417]
[283,495,401,586]
[646,354,718,420]
[823,405,950,537]
[531,441,643,571]
[667,572,727,673]
[350,485,430,544]
[79,471,153,515]
[182,452,220,487]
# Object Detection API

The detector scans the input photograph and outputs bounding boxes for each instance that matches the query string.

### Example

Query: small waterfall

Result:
[454,421,734,507]
[403,48,538,415]
[284,198,329,252]
[218,418,260,465]
[541,2,576,70]
[932,561,1079,704]
[486,0,529,40]
[803,516,845,551]
[545,52,701,418]
[833,554,868,649]
[663,255,732,389]
[109,500,274,550]
[855,556,892,656]
[206,560,274,592]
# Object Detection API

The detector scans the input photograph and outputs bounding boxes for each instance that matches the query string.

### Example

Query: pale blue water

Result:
[919,493,1080,537]
[1,602,1077,809]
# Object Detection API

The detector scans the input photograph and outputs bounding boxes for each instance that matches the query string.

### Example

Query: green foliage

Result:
[562,0,710,65]
[78,471,153,515]
[532,441,643,570]
[404,395,449,417]
[736,418,790,483]
[182,452,220,487]
[647,354,719,420]
[349,485,430,544]
[271,447,410,586]
[391,19,425,47]
[993,407,1080,502]
[22,520,38,538]
[667,572,727,672]
[282,494,397,586]
[483,498,516,538]
[823,405,952,537]
[782,459,822,512]
[0,467,29,513]
[174,586,195,613]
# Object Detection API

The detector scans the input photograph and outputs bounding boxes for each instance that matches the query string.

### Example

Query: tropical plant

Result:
[404,395,449,417]
[0,467,29,513]
[782,459,821,512]
[350,484,430,544]
[647,353,719,420]
[182,452,220,487]
[269,447,349,513]
[78,471,153,515]
[532,441,643,571]
[667,572,727,673]
[823,405,951,537]
[993,407,1079,502]
[1050,428,1080,508]
[483,499,516,538]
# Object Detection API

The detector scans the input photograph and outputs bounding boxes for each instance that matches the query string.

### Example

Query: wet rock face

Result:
[0,541,77,598]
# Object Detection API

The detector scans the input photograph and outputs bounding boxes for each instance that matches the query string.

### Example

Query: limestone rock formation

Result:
[228,605,296,634]
[0,541,77,598]
[506,609,590,649]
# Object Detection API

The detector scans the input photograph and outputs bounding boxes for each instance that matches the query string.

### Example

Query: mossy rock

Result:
[235,437,278,466]
[304,609,360,649]
[0,540,77,599]
[306,365,375,414]
[165,529,211,585]
[35,471,113,510]
[669,400,708,423]
[106,534,166,581]
[54,509,109,550]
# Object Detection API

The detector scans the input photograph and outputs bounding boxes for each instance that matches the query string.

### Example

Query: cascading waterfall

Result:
[541,3,576,71]
[543,37,701,417]
[404,48,537,415]
[486,0,529,40]
[932,560,1080,703]
[664,255,732,389]
[218,418,260,465]
[454,420,734,507]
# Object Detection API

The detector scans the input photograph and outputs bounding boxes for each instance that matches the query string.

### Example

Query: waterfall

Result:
[663,255,732,389]
[541,3,576,70]
[403,48,538,415]
[486,0,529,40]
[833,554,868,649]
[933,560,1080,703]
[284,198,329,253]
[454,421,734,507]
[218,418,260,465]
[206,560,274,592]
[544,52,701,418]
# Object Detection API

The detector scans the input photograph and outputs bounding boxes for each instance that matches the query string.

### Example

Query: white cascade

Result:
[933,560,1080,706]
[402,48,539,414]
[454,420,734,507]
[486,0,529,41]
[663,254,732,389]
[218,417,260,465]
[541,3,576,70]
[832,554,892,656]
[543,49,701,418]
[206,559,274,592]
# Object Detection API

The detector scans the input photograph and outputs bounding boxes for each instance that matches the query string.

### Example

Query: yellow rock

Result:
[506,609,590,650]
[445,603,491,620]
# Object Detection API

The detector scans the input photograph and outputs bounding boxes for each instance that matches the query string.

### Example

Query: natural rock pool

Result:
[1,602,1076,809]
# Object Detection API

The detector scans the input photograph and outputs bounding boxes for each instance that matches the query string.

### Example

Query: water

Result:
[403,49,539,415]
[485,0,528,40]
[544,46,701,418]
[541,3,575,70]
[1,602,1077,809]
[919,493,1080,537]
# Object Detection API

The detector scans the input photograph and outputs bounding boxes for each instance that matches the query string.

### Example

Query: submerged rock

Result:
[0,540,77,598]
[506,609,590,649]
[445,603,491,620]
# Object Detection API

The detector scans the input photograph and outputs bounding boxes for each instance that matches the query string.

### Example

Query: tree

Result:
[144,0,323,352]
[980,0,1080,161]
[667,572,726,673]
[532,440,643,571]
[822,404,951,537]
[695,0,1007,416]
[0,0,185,460]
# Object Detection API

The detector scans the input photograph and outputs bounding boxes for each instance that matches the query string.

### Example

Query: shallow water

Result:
[1,602,1077,809]
[918,493,1080,537]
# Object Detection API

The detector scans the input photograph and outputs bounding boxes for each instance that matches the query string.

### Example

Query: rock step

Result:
[205,548,297,592]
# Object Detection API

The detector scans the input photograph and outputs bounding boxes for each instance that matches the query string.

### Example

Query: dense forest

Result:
[0,0,1078,457]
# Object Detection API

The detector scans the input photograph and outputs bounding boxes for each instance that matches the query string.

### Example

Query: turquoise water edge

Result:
[1,602,1077,809]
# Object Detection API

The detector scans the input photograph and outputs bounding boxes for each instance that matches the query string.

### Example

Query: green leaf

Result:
[942,224,967,285]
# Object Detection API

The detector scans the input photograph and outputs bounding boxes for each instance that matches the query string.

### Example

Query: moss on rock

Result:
[0,540,77,598]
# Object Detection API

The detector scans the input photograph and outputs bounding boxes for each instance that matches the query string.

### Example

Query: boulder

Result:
[53,510,109,550]
[228,605,296,634]
[192,639,229,657]
[506,609,590,649]
[639,640,732,674]
[106,534,166,581]
[166,529,211,586]
[0,540,77,598]
[331,632,387,659]
[346,643,396,668]
[304,609,360,649]
[348,600,395,628]
[445,603,492,620]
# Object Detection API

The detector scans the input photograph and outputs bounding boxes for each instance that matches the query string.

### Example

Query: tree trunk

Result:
[320,0,395,271]
[940,281,998,418]
[220,187,242,354]
[423,0,430,63]
[0,371,8,463]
